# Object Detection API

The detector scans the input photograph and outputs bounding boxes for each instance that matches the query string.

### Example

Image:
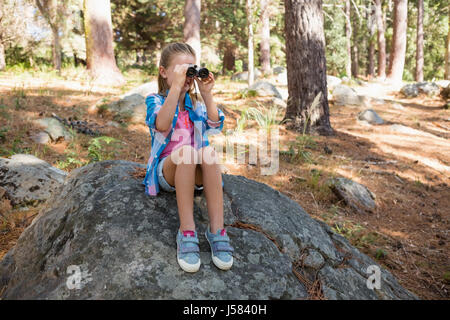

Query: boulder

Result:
[0,160,417,300]
[329,178,376,214]
[326,75,342,91]
[400,82,440,98]
[32,118,74,142]
[248,81,282,99]
[358,109,384,125]
[0,154,67,207]
[332,85,366,106]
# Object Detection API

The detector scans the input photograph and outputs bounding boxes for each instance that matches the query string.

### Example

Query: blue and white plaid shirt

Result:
[142,90,225,196]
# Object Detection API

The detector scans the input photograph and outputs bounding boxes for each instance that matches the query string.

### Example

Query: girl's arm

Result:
[155,64,189,132]
[155,85,181,132]
[202,92,219,123]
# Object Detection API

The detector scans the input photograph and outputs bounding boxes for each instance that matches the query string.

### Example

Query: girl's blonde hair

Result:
[157,42,200,109]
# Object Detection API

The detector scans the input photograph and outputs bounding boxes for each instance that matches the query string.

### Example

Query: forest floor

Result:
[0,68,448,299]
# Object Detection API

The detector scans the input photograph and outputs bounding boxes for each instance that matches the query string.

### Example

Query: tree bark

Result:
[247,0,255,86]
[387,0,408,83]
[83,0,124,85]
[0,41,5,71]
[444,4,450,80]
[222,42,236,73]
[415,0,424,82]
[345,0,352,78]
[283,0,333,136]
[367,2,376,78]
[184,0,201,65]
[35,0,62,73]
[351,4,359,79]
[375,0,386,79]
[260,0,271,75]
[51,26,61,72]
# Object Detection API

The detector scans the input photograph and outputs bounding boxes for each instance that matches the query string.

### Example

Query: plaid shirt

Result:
[142,90,225,196]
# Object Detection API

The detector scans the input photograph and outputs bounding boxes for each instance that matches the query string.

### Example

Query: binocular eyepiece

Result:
[186,64,209,79]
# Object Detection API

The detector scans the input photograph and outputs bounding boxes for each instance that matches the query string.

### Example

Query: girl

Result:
[142,43,233,273]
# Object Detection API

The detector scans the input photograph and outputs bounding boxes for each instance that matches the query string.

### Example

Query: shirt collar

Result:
[165,89,193,111]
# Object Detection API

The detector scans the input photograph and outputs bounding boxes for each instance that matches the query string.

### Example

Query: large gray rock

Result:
[248,81,282,99]
[0,154,67,206]
[400,82,440,98]
[329,178,376,214]
[332,85,366,106]
[0,160,417,300]
[358,109,384,125]
[327,75,342,91]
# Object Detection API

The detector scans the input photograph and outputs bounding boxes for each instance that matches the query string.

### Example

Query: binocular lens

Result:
[186,65,209,79]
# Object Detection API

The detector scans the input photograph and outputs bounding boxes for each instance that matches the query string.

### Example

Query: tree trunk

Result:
[247,0,255,86]
[345,0,352,78]
[415,0,424,82]
[260,0,271,75]
[0,41,5,71]
[283,0,333,136]
[367,2,376,78]
[222,42,236,73]
[387,0,408,83]
[351,4,359,79]
[444,4,450,80]
[51,26,61,73]
[184,0,201,65]
[375,0,386,79]
[83,0,124,85]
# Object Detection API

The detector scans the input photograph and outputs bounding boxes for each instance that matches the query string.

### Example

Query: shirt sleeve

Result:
[145,94,164,132]
[199,100,225,133]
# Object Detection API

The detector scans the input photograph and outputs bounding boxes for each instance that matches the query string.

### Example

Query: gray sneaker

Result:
[205,226,234,270]
[176,230,201,273]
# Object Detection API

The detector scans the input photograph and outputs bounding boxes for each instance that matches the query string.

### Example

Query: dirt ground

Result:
[0,70,448,299]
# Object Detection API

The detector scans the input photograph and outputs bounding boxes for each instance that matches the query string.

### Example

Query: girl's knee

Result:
[199,146,219,165]
[172,145,199,165]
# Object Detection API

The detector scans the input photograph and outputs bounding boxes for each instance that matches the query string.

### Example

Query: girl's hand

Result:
[195,72,215,95]
[172,64,189,90]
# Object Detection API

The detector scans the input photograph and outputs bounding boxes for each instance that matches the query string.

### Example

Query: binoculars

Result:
[186,64,209,79]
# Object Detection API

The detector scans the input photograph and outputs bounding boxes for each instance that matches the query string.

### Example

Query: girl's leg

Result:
[197,145,224,234]
[165,145,199,232]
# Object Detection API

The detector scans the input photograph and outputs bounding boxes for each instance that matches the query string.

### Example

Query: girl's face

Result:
[160,53,196,94]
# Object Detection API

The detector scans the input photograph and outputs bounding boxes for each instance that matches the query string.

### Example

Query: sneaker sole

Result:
[205,231,233,270]
[177,243,201,273]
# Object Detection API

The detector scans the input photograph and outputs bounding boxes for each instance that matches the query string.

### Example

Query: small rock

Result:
[400,84,419,98]
[358,109,384,125]
[329,177,376,214]
[31,131,50,144]
[273,66,286,75]
[32,118,74,142]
